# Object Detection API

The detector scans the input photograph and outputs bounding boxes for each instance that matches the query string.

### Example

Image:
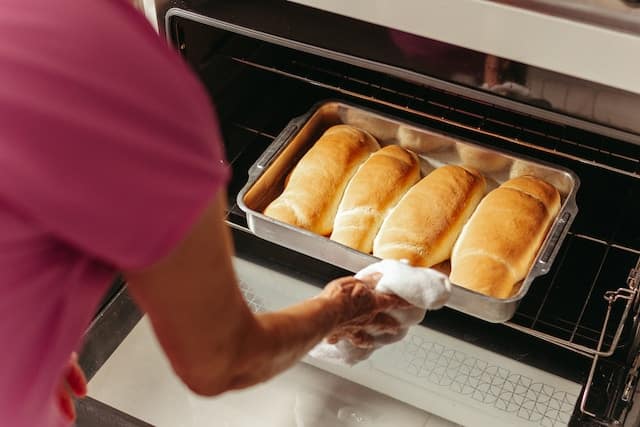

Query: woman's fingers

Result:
[56,381,75,422]
[347,330,375,349]
[325,313,402,347]
[55,352,87,422]
[369,313,402,334]
[326,333,340,344]
[65,352,87,398]
[356,273,411,311]
[326,326,361,344]
[319,272,413,323]
[356,272,382,289]
[320,271,419,351]
[374,292,412,311]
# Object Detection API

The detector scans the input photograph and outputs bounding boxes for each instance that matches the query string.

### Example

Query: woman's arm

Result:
[124,191,402,396]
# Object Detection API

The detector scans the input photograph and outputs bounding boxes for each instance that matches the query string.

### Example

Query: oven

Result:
[81,2,640,426]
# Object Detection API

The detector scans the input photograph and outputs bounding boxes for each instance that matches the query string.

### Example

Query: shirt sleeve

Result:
[0,0,230,270]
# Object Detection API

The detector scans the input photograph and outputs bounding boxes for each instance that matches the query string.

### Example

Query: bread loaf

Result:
[342,108,398,142]
[397,126,454,154]
[457,143,512,173]
[263,125,380,235]
[330,145,420,252]
[450,175,561,298]
[510,159,572,196]
[373,165,486,267]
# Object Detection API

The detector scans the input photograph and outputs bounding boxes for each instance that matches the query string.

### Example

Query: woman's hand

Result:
[318,274,411,348]
[125,192,414,395]
[56,352,87,422]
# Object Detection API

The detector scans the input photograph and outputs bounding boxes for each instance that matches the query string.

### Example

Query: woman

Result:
[0,1,410,426]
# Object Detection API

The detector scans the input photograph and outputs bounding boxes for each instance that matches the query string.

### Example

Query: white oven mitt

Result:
[308,259,451,366]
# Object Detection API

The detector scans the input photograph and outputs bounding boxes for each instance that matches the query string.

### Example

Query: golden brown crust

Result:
[450,175,561,298]
[396,126,454,154]
[342,109,398,142]
[457,143,512,173]
[449,253,516,298]
[372,165,486,267]
[263,125,380,235]
[330,145,420,252]
[509,160,573,197]
[500,175,561,213]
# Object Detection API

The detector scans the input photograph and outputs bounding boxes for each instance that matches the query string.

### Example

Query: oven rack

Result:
[206,38,640,363]
[229,53,640,178]
[507,246,640,358]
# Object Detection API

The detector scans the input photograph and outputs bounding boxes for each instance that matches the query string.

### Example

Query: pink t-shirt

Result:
[0,1,229,426]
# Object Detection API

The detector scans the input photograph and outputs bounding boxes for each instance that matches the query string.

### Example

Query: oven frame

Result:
[164,7,640,422]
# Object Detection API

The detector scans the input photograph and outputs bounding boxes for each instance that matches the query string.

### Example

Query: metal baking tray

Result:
[237,100,580,322]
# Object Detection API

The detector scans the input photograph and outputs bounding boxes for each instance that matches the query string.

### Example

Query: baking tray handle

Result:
[248,117,305,177]
[535,197,577,275]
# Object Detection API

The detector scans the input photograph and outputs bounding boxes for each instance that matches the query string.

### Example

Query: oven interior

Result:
[168,14,640,425]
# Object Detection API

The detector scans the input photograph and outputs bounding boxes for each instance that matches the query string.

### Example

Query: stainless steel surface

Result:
[237,100,580,323]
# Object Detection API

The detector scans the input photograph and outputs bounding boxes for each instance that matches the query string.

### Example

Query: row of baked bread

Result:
[263,125,561,299]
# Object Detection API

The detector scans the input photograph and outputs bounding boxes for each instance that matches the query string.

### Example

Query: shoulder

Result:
[1,0,206,106]
[1,0,158,56]
[0,0,215,135]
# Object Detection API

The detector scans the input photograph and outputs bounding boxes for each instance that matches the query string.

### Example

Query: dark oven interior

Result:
[168,13,640,425]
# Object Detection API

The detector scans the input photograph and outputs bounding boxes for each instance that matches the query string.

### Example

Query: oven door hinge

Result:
[580,259,640,421]
[623,262,640,404]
